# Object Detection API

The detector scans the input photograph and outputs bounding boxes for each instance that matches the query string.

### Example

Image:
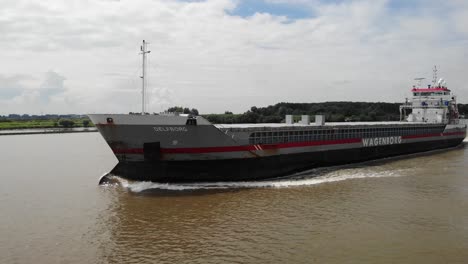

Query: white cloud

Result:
[0,0,467,115]
[0,71,79,114]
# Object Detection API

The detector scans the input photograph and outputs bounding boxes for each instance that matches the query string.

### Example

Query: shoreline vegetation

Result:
[1,102,467,132]
[0,129,97,136]
[0,115,94,130]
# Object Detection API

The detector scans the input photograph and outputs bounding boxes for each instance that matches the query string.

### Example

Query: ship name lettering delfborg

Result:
[362,136,402,147]
[153,127,188,132]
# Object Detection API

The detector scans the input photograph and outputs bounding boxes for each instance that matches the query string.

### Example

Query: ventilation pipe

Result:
[315,115,325,126]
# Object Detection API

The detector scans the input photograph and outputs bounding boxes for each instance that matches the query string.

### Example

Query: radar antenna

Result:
[414,77,425,88]
[140,40,151,115]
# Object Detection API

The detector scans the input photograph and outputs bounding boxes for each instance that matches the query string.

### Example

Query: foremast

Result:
[140,40,151,115]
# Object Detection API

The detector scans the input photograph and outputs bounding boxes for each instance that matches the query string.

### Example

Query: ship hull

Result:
[108,137,464,182]
[88,114,466,183]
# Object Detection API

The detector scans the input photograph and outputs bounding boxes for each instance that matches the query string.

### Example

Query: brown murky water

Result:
[1,133,468,263]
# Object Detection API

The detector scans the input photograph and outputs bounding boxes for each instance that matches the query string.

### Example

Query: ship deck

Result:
[214,121,440,131]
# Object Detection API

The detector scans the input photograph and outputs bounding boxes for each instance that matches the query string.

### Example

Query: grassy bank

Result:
[0,118,94,130]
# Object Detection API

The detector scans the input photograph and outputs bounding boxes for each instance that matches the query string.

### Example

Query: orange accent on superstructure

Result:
[411,87,450,92]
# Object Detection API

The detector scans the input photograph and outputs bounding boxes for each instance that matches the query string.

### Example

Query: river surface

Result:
[1,133,468,263]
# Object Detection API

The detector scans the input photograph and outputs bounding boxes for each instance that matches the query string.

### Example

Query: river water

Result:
[1,133,468,263]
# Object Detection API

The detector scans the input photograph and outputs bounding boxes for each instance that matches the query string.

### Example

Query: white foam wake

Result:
[109,167,405,192]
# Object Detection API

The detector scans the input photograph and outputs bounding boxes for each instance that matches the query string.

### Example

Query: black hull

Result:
[109,138,464,183]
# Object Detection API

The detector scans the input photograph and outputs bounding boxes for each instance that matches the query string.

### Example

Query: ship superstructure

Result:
[400,66,460,124]
[89,43,466,182]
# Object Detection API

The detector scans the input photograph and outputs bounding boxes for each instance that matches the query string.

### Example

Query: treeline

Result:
[0,114,86,120]
[203,102,468,124]
[165,106,199,116]
[458,104,468,115]
[0,116,93,130]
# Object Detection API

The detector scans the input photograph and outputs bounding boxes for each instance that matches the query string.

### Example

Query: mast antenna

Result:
[140,40,151,114]
[432,65,438,87]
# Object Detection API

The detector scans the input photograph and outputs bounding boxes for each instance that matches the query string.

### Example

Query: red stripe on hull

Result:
[403,133,441,139]
[403,131,465,139]
[162,145,252,154]
[441,131,465,136]
[160,138,361,154]
[113,148,144,154]
[111,132,465,155]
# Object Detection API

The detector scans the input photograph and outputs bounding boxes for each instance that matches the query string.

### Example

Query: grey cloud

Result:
[0,0,177,52]
[0,74,34,99]
[38,71,66,102]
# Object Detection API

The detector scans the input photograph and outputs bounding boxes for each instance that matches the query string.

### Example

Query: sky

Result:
[1,0,468,114]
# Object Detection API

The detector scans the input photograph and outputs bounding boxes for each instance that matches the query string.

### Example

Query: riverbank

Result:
[0,116,93,130]
[0,127,98,136]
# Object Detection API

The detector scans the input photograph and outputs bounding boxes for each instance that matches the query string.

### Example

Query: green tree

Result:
[58,119,75,128]
[166,106,199,115]
[167,106,184,113]
[190,108,199,116]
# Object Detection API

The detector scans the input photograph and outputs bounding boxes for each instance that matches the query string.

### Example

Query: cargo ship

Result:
[89,41,466,182]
